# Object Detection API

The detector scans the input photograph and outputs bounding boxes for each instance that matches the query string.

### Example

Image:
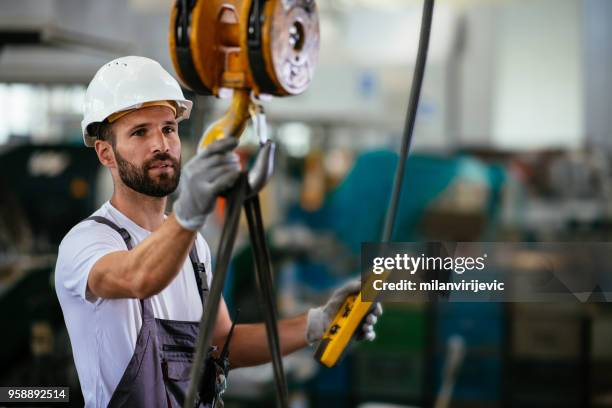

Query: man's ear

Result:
[94,140,115,168]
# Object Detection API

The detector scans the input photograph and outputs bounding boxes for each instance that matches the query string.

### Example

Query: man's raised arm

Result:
[88,138,241,300]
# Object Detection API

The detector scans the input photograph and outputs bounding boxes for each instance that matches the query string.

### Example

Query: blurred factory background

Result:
[1,0,612,407]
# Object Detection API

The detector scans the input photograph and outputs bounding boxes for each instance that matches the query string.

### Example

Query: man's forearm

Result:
[128,214,196,298]
[225,314,309,368]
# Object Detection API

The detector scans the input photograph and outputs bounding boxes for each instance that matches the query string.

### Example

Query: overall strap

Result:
[188,244,209,304]
[86,216,133,249]
[84,216,208,307]
[84,216,153,320]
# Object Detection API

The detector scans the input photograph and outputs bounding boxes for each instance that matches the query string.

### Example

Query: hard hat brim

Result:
[82,98,193,147]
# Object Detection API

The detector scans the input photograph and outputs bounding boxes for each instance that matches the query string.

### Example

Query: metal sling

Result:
[184,141,288,408]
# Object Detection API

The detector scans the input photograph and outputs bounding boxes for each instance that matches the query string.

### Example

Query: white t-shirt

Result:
[54,201,212,408]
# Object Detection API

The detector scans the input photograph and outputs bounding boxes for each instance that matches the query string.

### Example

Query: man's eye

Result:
[132,128,146,137]
[163,126,176,135]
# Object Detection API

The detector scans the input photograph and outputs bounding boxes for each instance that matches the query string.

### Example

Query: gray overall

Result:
[85,216,217,408]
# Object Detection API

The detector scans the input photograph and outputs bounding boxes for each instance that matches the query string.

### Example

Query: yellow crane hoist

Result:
[169,0,319,148]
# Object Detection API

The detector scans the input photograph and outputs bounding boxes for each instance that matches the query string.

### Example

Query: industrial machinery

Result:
[169,1,320,407]
[168,0,434,405]
[170,0,319,146]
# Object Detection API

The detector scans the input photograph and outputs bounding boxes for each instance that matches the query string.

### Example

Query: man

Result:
[54,56,381,408]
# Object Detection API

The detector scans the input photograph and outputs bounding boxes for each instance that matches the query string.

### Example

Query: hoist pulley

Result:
[169,0,320,98]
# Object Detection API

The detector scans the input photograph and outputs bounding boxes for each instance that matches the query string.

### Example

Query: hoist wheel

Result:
[169,0,319,97]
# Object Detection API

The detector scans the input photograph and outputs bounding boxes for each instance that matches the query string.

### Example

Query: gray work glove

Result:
[173,138,241,231]
[306,280,383,345]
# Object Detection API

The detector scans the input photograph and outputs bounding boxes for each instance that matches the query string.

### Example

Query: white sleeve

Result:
[56,222,127,304]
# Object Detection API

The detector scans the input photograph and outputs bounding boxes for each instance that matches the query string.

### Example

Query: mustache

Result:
[144,152,180,170]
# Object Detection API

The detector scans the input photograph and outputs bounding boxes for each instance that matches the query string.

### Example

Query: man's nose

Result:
[152,129,170,153]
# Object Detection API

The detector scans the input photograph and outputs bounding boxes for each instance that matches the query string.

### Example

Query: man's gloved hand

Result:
[173,138,241,231]
[305,280,383,345]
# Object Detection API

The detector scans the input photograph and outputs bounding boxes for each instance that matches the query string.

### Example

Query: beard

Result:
[114,149,181,197]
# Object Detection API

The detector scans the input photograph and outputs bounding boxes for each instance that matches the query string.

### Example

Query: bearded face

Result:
[114,148,181,197]
[96,105,183,197]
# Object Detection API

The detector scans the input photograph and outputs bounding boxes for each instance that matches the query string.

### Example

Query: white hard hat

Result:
[81,56,193,147]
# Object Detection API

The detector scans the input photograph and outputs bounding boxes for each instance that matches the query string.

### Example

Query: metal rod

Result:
[381,0,435,243]
[244,194,289,407]
[184,175,248,408]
